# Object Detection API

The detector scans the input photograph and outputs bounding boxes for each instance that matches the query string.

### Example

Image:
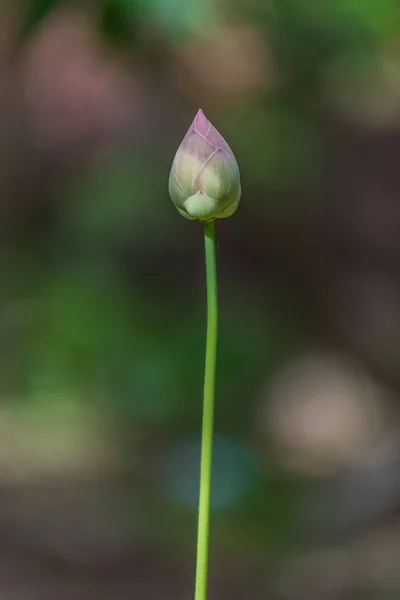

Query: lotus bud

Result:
[169,109,241,221]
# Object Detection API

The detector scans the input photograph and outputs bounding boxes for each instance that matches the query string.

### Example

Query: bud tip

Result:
[194,109,209,136]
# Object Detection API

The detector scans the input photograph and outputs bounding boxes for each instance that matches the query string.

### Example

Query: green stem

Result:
[194,220,218,600]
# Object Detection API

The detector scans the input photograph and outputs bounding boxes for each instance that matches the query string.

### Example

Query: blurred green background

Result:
[0,0,400,598]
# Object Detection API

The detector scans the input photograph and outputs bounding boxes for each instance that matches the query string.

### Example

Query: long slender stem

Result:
[194,220,218,600]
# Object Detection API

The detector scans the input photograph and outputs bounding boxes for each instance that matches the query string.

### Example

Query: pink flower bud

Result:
[169,110,241,221]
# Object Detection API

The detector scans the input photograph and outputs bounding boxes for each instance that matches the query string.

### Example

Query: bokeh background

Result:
[1,0,400,598]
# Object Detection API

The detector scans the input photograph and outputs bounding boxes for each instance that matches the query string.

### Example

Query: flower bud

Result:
[169,109,241,221]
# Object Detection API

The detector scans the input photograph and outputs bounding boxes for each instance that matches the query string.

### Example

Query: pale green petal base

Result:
[175,192,240,221]
[183,192,219,220]
[176,206,196,220]
[218,196,240,218]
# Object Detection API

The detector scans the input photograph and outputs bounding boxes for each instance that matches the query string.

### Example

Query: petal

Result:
[217,195,240,219]
[206,123,235,156]
[175,205,196,220]
[193,109,210,137]
[183,191,219,220]
[184,109,210,138]
[193,148,240,204]
[173,130,214,194]
[168,169,188,208]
